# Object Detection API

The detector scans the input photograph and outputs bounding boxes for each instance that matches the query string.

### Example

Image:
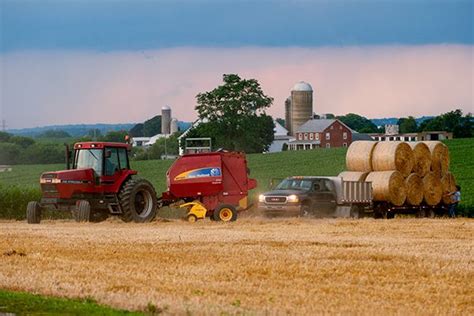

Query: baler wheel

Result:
[213,204,237,222]
[119,179,157,223]
[26,201,42,224]
[74,200,91,222]
[187,214,198,223]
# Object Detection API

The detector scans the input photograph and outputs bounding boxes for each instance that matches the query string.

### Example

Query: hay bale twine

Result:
[371,142,414,177]
[422,172,443,206]
[405,173,424,206]
[346,141,378,172]
[408,142,431,177]
[424,141,449,177]
[441,172,457,204]
[366,171,406,206]
[338,171,369,182]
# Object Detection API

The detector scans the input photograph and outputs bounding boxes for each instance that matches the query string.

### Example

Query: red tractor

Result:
[27,142,158,224]
[27,142,257,224]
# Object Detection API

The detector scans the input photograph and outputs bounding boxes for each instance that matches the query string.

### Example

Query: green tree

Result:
[0,143,21,164]
[86,129,102,140]
[337,113,379,133]
[9,136,35,148]
[418,109,473,138]
[0,132,11,142]
[397,116,418,133]
[276,118,285,127]
[101,130,128,142]
[143,116,162,137]
[194,74,275,153]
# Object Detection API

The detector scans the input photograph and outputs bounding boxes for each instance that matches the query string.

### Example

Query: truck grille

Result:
[265,196,287,204]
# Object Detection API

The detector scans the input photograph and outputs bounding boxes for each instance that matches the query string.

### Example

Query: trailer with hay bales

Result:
[340,140,455,218]
[259,140,455,219]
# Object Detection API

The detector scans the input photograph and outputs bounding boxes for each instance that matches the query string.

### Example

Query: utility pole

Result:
[1,120,6,132]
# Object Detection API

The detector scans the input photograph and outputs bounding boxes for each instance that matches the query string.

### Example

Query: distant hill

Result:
[370,116,433,128]
[8,121,193,138]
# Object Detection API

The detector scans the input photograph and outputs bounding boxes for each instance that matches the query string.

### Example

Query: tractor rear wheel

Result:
[213,204,237,222]
[119,179,157,223]
[74,200,91,222]
[26,201,41,224]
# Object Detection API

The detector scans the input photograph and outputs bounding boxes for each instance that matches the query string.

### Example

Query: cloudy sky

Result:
[1,0,473,129]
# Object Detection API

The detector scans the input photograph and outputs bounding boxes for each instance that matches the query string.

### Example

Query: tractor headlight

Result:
[258,194,265,203]
[287,195,299,203]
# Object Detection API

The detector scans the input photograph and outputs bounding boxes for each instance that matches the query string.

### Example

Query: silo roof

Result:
[162,105,171,110]
[292,81,313,92]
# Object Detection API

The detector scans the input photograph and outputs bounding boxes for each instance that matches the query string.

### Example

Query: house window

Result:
[326,143,331,148]
[326,132,330,140]
[309,133,314,140]
[339,126,342,130]
[343,143,347,147]
[343,132,347,140]
[304,133,308,140]
[298,133,302,140]
[315,133,320,140]
[330,125,334,130]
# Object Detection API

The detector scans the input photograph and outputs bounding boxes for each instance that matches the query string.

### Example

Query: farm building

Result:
[369,124,453,142]
[287,119,372,150]
[267,121,293,153]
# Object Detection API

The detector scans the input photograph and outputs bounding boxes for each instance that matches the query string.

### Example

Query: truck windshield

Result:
[74,149,103,175]
[276,179,312,191]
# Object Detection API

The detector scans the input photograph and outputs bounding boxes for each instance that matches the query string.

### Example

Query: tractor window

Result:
[104,148,120,176]
[75,149,103,175]
[117,148,129,170]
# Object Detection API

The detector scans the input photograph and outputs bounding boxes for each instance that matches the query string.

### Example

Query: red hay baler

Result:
[161,151,257,221]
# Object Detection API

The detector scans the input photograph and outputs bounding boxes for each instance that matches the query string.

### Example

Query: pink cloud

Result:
[1,45,472,129]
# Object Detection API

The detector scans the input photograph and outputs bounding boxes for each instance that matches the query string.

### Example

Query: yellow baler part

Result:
[180,201,208,220]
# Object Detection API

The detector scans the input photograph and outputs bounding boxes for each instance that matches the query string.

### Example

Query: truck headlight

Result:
[287,195,299,203]
[258,194,265,203]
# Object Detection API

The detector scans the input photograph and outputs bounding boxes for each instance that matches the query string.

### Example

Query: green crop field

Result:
[0,138,473,218]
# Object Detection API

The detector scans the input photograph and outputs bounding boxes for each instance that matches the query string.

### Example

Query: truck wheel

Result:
[26,201,42,224]
[213,205,237,222]
[119,179,157,223]
[300,204,311,217]
[74,200,91,222]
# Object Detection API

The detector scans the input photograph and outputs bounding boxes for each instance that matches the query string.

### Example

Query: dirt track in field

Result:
[1,217,473,315]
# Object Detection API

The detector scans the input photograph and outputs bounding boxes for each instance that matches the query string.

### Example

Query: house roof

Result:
[297,119,336,133]
[274,120,289,136]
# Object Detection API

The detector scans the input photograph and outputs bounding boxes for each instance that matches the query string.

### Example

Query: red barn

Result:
[288,119,371,150]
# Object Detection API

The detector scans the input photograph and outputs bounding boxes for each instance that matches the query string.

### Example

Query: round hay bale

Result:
[338,171,369,182]
[366,171,406,206]
[408,142,431,177]
[346,141,378,172]
[441,172,457,204]
[371,142,414,177]
[422,172,443,206]
[424,141,449,177]
[405,173,424,206]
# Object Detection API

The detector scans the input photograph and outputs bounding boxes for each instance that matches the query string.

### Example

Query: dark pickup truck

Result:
[258,176,372,218]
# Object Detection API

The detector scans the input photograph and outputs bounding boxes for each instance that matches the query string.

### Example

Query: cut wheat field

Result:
[1,217,473,314]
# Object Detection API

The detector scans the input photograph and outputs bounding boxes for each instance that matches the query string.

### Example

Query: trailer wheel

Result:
[350,205,363,219]
[213,204,237,222]
[119,179,157,223]
[26,201,41,224]
[74,200,91,222]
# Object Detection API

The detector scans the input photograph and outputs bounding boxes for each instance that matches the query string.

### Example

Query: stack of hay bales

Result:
[339,140,453,207]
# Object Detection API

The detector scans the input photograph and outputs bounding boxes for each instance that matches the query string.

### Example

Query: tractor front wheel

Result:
[213,204,237,222]
[119,179,157,223]
[26,201,42,224]
[74,200,91,222]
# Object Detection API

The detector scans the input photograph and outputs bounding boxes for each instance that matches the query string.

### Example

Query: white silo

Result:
[170,118,179,134]
[290,81,313,135]
[161,105,171,135]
